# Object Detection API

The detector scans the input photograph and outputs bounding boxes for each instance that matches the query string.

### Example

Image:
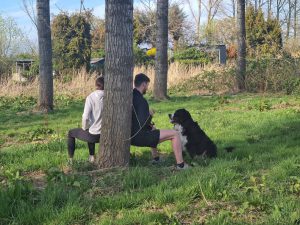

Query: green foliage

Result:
[133,44,154,66]
[0,95,36,111]
[52,12,91,75]
[246,58,300,94]
[171,68,235,94]
[173,47,211,65]
[91,48,105,58]
[246,5,282,57]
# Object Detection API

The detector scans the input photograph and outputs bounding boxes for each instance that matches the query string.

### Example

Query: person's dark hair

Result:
[95,77,104,90]
[134,73,150,87]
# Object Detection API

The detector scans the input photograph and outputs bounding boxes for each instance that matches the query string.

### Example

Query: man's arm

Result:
[134,99,152,129]
[82,96,92,130]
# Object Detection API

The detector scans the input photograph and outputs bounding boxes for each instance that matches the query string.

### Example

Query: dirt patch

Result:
[22,170,47,190]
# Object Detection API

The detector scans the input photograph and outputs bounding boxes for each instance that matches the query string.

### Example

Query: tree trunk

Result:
[236,0,246,91]
[197,0,202,42]
[232,0,236,18]
[286,0,292,38]
[97,0,134,168]
[294,0,297,38]
[37,0,53,111]
[268,0,272,18]
[154,0,169,100]
[276,0,281,20]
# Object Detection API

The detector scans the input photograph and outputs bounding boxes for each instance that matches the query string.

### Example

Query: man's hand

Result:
[149,109,155,116]
[151,125,156,130]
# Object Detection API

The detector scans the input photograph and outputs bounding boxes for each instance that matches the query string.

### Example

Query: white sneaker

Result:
[67,158,73,166]
[88,155,95,163]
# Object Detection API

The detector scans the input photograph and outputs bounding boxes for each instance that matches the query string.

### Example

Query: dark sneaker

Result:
[175,163,189,170]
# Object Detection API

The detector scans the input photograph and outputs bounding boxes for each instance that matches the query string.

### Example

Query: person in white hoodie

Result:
[67,77,104,163]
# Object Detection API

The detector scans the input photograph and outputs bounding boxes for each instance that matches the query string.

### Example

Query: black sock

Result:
[177,162,184,168]
[153,156,160,161]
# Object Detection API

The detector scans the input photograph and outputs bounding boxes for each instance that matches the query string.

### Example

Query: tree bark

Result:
[236,0,246,91]
[286,0,292,38]
[154,0,169,100]
[294,0,297,38]
[37,0,53,111]
[97,0,134,168]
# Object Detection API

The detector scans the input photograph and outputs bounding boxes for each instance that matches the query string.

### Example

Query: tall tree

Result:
[97,0,134,168]
[154,0,169,100]
[168,3,187,51]
[52,13,91,74]
[36,0,53,111]
[237,0,246,91]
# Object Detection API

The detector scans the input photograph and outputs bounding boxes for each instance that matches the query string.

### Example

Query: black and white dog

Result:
[169,109,217,158]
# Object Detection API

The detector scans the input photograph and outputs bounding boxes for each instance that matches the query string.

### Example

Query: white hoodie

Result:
[82,90,104,135]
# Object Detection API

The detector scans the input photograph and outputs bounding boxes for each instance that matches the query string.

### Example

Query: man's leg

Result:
[158,130,184,164]
[87,143,96,162]
[68,129,77,159]
[68,128,99,161]
[151,148,159,158]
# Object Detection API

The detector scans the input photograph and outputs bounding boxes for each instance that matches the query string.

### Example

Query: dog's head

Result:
[168,108,192,125]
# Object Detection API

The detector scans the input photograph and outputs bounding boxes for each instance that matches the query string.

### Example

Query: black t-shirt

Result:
[131,88,152,134]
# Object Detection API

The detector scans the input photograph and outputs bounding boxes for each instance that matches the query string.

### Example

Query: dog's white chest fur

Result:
[174,124,188,151]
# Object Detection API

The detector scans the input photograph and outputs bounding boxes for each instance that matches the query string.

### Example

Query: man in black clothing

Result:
[131,73,188,169]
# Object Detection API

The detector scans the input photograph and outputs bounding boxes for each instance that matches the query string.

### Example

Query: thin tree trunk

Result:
[268,0,272,18]
[197,0,201,42]
[294,0,297,38]
[37,0,53,111]
[232,0,236,17]
[276,0,281,20]
[236,0,246,91]
[154,0,169,100]
[286,0,292,38]
[97,0,134,168]
[206,0,212,44]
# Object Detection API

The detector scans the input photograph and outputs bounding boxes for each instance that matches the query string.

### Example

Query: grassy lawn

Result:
[0,93,300,225]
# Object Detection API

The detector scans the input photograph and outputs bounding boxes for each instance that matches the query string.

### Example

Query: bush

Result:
[134,44,154,66]
[246,58,300,94]
[173,47,211,66]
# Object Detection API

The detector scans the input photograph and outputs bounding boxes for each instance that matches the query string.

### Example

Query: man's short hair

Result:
[134,73,150,87]
[96,77,104,90]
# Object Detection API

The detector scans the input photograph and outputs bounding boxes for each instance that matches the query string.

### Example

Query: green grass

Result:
[1,93,300,225]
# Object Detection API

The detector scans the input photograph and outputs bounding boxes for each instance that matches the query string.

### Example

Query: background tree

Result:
[91,17,105,57]
[168,3,188,51]
[36,0,53,111]
[52,12,91,74]
[0,15,34,78]
[154,0,169,100]
[237,0,246,91]
[97,0,134,168]
[246,6,282,57]
[133,1,187,48]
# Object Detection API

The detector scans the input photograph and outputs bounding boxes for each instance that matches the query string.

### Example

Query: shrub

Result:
[173,47,211,66]
[134,44,154,66]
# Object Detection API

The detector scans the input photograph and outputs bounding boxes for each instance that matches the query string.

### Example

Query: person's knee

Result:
[170,130,180,138]
[68,129,74,138]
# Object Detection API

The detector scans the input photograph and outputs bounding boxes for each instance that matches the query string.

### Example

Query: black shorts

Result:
[131,129,160,148]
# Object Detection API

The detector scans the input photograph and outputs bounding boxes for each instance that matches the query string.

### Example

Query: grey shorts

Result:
[131,129,160,148]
